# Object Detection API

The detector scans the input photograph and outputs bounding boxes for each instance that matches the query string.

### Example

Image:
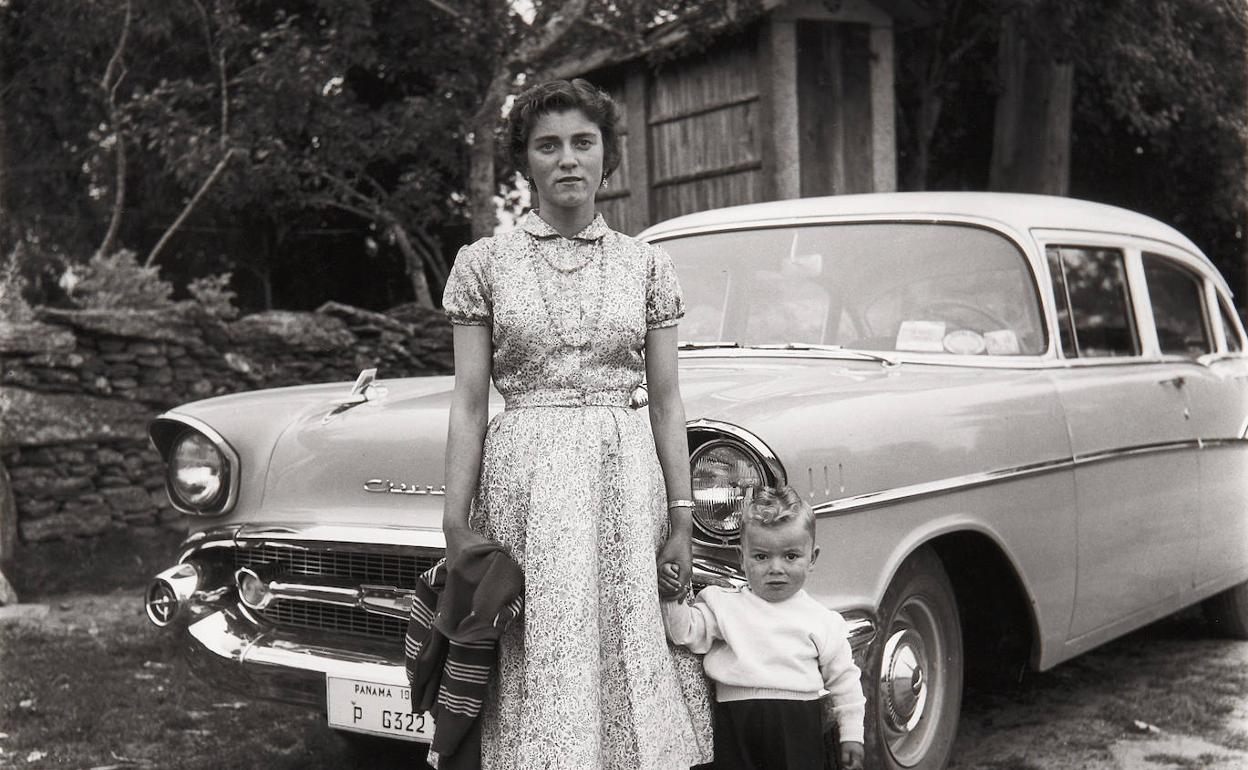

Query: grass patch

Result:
[0,597,432,768]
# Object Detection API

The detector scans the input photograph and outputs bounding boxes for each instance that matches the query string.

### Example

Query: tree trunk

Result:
[468,114,500,241]
[388,220,435,308]
[989,14,1073,195]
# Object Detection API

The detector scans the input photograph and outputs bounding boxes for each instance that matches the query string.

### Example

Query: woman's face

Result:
[525,108,604,218]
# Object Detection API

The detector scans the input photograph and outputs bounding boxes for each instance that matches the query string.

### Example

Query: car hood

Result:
[174,354,1066,532]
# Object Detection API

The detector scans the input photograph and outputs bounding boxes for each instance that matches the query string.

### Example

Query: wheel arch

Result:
[921,529,1042,674]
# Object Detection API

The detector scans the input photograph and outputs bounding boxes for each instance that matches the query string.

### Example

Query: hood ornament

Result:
[322,368,388,424]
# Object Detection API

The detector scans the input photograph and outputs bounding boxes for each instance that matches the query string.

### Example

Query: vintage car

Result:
[144,192,1248,769]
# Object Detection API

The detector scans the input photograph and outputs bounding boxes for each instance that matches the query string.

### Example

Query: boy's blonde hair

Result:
[742,485,815,543]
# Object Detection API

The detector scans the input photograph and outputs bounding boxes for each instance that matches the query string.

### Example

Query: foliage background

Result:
[1,0,1245,314]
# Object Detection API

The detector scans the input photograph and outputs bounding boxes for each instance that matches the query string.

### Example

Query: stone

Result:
[9,474,90,500]
[56,449,87,464]
[96,448,126,466]
[19,510,111,541]
[0,569,18,605]
[0,322,77,355]
[229,311,355,353]
[101,486,156,513]
[37,307,207,344]
[223,352,255,375]
[140,369,173,386]
[128,342,162,356]
[0,463,15,572]
[190,380,213,397]
[0,387,153,446]
[19,499,59,519]
[317,301,415,336]
[112,378,139,389]
[97,476,130,489]
[97,338,126,353]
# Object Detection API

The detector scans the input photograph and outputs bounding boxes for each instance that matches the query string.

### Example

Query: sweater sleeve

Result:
[819,613,866,744]
[660,591,723,654]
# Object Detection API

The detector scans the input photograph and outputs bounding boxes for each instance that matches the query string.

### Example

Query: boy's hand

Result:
[658,561,683,598]
[839,741,864,770]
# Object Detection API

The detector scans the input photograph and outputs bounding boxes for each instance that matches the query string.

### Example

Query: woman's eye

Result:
[576,138,594,149]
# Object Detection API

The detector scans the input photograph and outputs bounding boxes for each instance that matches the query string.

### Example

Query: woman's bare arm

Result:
[442,324,493,565]
[645,325,694,595]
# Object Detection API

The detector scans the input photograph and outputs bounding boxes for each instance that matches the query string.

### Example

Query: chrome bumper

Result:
[183,603,407,709]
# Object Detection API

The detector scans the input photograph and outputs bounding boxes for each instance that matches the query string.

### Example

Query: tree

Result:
[418,0,761,240]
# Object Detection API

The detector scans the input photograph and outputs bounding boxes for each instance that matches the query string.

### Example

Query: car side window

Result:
[1046,246,1139,358]
[1141,254,1212,357]
[1217,297,1244,353]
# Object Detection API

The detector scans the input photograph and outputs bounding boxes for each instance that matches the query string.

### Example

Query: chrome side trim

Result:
[686,418,788,486]
[813,458,1074,517]
[813,438,1230,518]
[149,412,242,516]
[1074,440,1202,465]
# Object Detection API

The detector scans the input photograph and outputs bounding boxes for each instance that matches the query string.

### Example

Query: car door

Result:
[1042,239,1199,642]
[1140,251,1248,590]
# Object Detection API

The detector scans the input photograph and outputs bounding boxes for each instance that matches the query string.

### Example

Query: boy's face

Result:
[740,519,819,603]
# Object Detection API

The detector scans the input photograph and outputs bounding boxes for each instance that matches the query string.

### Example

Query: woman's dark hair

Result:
[505,78,623,182]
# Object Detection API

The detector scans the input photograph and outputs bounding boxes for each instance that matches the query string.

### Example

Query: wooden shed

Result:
[554,0,919,235]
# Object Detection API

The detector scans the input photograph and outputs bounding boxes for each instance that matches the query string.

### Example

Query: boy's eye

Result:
[751,553,767,561]
[785,553,800,561]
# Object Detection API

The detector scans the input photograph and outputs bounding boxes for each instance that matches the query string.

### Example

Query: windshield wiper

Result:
[678,341,742,350]
[748,343,899,368]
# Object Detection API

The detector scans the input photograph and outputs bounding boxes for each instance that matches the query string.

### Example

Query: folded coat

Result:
[405,542,523,769]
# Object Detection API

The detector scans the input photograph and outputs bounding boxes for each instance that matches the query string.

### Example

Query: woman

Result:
[439,79,713,769]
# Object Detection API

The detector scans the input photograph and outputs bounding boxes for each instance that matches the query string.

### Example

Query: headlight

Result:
[690,440,767,537]
[170,431,227,510]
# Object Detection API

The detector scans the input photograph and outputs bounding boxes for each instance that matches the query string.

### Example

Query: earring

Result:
[600,176,609,190]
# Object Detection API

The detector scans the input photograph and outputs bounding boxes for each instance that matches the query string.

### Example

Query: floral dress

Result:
[441,212,713,770]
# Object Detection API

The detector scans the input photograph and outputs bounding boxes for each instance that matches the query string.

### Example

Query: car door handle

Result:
[1158,376,1186,389]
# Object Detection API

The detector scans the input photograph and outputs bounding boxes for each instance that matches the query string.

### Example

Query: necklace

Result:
[529,235,607,347]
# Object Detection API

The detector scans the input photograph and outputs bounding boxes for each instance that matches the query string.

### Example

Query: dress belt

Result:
[504,389,634,409]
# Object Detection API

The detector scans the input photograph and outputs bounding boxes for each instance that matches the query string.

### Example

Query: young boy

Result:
[660,486,865,770]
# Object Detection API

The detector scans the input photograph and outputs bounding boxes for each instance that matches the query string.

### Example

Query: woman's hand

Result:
[443,525,490,569]
[656,527,692,600]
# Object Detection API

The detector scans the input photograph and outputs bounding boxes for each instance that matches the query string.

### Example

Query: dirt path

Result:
[2,593,1245,769]
[951,609,1248,769]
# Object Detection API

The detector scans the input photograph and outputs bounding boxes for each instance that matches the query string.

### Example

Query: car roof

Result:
[638,191,1205,258]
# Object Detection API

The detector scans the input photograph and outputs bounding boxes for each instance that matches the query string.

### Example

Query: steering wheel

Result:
[915,300,1012,333]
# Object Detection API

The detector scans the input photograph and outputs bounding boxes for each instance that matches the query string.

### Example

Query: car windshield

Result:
[659,222,1046,356]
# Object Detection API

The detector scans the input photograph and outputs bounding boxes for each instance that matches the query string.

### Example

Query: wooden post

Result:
[625,70,652,233]
[764,19,801,200]
[869,24,897,193]
[989,14,1073,195]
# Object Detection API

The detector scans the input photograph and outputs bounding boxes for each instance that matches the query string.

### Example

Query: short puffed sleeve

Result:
[442,240,492,326]
[646,245,685,330]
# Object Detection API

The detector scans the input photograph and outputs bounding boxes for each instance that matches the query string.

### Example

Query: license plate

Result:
[326,676,434,743]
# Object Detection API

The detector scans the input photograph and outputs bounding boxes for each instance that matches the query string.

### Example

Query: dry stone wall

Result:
[0,302,452,554]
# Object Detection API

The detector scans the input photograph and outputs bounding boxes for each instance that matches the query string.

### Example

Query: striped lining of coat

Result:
[405,548,523,767]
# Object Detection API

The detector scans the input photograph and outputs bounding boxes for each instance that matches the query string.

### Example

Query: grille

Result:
[259,599,408,640]
[233,545,440,590]
[217,544,441,641]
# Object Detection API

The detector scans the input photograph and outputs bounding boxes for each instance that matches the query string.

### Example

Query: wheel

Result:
[865,547,963,770]
[1202,580,1248,639]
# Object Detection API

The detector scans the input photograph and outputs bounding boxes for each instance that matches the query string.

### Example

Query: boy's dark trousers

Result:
[711,698,834,770]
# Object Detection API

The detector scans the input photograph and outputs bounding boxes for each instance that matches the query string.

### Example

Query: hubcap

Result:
[878,596,944,767]
[881,629,929,732]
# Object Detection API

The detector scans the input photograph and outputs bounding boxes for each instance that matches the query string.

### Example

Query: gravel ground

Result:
[1,592,1245,769]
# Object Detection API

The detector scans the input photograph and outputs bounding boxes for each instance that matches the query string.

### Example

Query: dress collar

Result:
[522,211,609,242]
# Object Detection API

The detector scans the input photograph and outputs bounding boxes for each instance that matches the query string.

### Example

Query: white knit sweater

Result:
[661,585,866,744]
